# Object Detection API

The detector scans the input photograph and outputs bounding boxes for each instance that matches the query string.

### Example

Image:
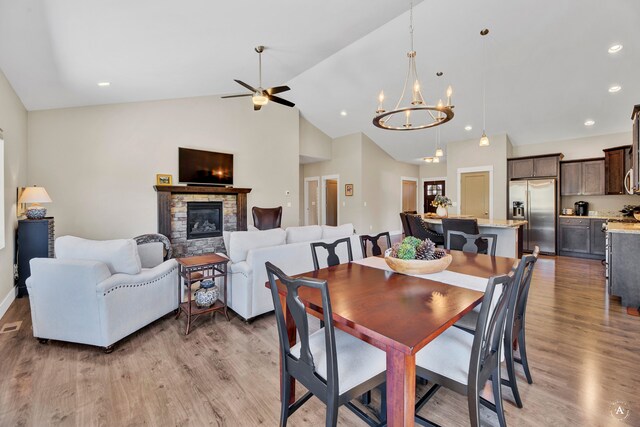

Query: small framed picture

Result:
[156,174,173,186]
[345,184,354,196]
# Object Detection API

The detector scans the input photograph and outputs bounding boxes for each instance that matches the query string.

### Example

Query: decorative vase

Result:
[436,206,448,218]
[194,279,219,308]
[26,206,47,220]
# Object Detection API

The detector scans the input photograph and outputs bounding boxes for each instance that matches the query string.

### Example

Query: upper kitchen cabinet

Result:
[632,104,640,193]
[560,158,605,196]
[508,154,562,180]
[604,145,632,195]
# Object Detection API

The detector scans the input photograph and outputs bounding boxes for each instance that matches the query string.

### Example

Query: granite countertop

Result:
[559,215,627,220]
[606,223,640,234]
[421,215,527,229]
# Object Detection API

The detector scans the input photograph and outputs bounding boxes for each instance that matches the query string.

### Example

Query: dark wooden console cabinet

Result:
[16,218,55,297]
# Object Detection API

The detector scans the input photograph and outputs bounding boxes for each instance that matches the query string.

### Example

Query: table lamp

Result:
[18,186,52,219]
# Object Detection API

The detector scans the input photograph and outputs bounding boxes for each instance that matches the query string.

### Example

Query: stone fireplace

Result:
[154,186,251,258]
[186,201,223,240]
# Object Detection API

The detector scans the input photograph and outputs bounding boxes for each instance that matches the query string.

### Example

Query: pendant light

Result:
[373,1,454,131]
[479,28,490,147]
[435,128,444,157]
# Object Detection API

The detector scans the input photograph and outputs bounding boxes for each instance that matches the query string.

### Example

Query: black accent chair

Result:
[442,218,489,254]
[252,206,283,230]
[447,231,498,257]
[360,232,392,257]
[414,268,518,427]
[405,214,445,246]
[310,237,353,271]
[454,246,540,409]
[265,262,387,427]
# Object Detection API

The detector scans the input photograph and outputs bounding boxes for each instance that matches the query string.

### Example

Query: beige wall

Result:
[299,116,331,162]
[303,133,364,231]
[0,69,28,311]
[302,132,419,234]
[446,133,511,219]
[512,132,631,160]
[360,133,419,233]
[514,132,639,212]
[27,96,300,239]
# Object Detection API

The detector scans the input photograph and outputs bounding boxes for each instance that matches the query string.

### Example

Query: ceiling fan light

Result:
[435,148,444,157]
[479,132,490,147]
[252,94,268,106]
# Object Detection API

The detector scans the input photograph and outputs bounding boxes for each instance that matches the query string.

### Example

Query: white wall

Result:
[27,96,300,239]
[0,69,28,317]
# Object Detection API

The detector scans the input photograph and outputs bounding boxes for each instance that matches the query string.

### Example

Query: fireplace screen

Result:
[186,202,223,240]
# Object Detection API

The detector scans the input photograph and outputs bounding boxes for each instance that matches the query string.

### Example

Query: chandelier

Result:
[373,1,454,131]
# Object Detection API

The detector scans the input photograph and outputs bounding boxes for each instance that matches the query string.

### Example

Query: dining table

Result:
[267,250,516,427]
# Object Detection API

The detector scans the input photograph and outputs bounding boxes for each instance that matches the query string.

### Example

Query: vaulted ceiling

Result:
[1,0,638,162]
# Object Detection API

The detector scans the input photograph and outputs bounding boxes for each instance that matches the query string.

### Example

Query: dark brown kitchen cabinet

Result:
[560,159,605,196]
[604,145,632,195]
[632,105,639,193]
[508,154,561,180]
[559,217,606,259]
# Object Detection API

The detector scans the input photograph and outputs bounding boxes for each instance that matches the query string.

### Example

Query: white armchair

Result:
[27,236,178,352]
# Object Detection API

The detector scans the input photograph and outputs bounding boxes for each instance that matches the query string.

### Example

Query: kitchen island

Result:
[606,222,640,313]
[421,215,527,258]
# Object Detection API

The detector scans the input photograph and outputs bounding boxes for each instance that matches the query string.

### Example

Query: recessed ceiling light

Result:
[584,120,595,126]
[97,82,111,87]
[340,110,347,116]
[608,85,622,93]
[608,44,623,54]
[464,125,473,131]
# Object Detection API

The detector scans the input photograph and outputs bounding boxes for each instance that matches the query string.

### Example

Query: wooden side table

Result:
[176,254,230,335]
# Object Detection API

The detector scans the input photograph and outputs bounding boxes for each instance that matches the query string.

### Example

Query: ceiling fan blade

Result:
[268,95,295,108]
[254,103,262,111]
[234,79,257,93]
[221,94,252,99]
[266,85,290,95]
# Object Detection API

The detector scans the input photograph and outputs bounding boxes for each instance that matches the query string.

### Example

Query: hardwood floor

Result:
[0,256,638,426]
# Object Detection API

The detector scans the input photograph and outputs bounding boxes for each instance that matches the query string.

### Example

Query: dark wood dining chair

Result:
[359,232,392,257]
[265,262,387,427]
[414,268,518,427]
[399,212,412,237]
[442,218,489,253]
[405,214,445,245]
[446,231,498,257]
[454,246,540,409]
[310,237,353,271]
[252,206,283,230]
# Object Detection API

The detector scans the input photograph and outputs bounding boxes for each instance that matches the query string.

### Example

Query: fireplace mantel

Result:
[154,186,252,238]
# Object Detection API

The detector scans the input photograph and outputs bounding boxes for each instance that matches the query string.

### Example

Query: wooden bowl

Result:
[384,251,453,275]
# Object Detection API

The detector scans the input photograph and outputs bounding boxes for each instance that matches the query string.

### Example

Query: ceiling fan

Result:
[222,46,294,111]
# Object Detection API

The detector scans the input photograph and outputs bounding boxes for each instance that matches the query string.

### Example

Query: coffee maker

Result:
[575,201,589,216]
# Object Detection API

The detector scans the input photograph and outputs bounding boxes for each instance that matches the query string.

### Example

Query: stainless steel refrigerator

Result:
[508,179,556,254]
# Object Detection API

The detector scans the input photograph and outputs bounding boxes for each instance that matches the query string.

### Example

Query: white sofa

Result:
[224,224,362,321]
[27,236,179,351]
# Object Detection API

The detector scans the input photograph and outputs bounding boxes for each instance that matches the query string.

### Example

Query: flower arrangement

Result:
[431,195,452,208]
[389,236,447,261]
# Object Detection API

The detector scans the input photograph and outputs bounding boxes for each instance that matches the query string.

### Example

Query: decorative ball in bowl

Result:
[384,236,452,275]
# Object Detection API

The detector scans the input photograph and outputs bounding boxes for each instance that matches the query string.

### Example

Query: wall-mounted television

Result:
[179,147,233,186]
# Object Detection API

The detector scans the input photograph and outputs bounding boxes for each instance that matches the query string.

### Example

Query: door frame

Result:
[457,166,494,219]
[304,176,320,226]
[400,176,419,214]
[421,176,447,214]
[321,174,340,226]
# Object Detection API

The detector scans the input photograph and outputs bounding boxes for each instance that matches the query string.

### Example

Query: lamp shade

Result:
[18,186,52,204]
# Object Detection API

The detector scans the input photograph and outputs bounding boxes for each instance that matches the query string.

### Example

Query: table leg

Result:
[386,348,416,427]
[223,265,230,321]
[185,271,192,335]
[175,266,182,319]
[279,293,296,405]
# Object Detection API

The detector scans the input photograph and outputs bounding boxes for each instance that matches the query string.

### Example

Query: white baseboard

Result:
[0,287,16,321]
